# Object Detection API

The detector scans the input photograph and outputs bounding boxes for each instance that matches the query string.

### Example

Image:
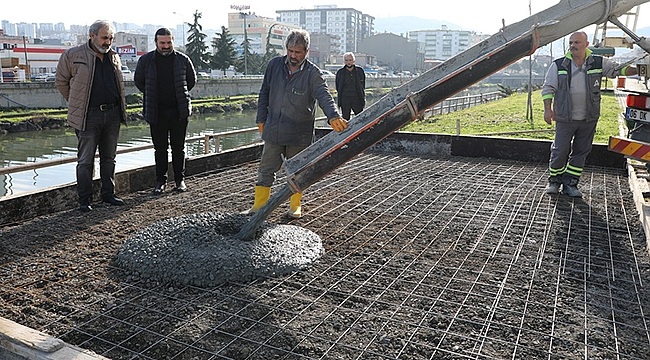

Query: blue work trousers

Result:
[549,120,597,181]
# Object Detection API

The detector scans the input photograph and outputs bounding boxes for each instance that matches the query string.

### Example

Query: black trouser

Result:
[340,97,364,120]
[75,106,121,204]
[149,113,188,184]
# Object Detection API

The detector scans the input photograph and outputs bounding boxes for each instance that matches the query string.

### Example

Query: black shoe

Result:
[174,180,187,192]
[102,195,125,206]
[153,182,166,195]
[79,204,93,212]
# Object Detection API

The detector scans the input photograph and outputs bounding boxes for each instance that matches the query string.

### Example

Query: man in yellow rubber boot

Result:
[249,29,347,218]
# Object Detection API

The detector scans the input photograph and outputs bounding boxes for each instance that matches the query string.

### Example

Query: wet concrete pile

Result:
[113,212,324,287]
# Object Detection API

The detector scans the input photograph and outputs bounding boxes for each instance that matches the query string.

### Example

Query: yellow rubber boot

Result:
[248,186,270,214]
[288,192,302,219]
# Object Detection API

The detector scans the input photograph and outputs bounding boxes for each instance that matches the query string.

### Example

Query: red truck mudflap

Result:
[609,90,650,162]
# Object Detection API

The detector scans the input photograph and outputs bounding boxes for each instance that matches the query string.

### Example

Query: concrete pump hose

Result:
[598,0,613,25]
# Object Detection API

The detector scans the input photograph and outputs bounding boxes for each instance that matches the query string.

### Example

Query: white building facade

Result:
[227,13,299,56]
[276,5,374,54]
[408,26,484,61]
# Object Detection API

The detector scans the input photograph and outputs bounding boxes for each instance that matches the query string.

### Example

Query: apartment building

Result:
[227,12,298,56]
[275,5,374,54]
[408,26,489,61]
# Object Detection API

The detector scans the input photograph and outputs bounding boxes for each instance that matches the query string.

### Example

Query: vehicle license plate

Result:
[626,107,650,124]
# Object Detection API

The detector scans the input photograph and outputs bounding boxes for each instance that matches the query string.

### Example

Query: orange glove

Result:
[257,123,264,134]
[329,117,348,132]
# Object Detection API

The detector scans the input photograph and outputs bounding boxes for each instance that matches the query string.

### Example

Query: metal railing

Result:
[424,92,501,116]
[197,127,261,153]
[0,127,261,176]
[0,92,501,176]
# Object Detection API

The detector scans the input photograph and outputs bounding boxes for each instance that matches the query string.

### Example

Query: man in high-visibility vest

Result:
[541,31,637,197]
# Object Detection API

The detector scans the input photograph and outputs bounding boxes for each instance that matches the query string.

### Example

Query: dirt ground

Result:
[2,152,650,359]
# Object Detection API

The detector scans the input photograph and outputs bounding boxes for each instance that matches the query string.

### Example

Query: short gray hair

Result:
[344,52,355,61]
[286,29,310,51]
[89,20,115,36]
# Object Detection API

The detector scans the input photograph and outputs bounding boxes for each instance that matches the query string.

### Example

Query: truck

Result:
[237,0,650,239]
[602,16,650,165]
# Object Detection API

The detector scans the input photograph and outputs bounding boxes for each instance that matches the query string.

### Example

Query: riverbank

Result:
[0,76,406,109]
[0,96,261,134]
[0,90,393,134]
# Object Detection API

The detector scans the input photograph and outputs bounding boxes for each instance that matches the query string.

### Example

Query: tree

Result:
[210,26,237,75]
[234,37,254,75]
[497,84,515,97]
[246,53,265,75]
[262,30,281,73]
[185,10,210,70]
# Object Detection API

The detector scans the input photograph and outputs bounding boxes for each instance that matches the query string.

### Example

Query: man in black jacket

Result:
[335,52,366,120]
[135,27,196,194]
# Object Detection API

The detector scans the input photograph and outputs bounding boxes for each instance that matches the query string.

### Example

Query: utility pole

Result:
[230,5,250,75]
[526,0,533,124]
[172,11,186,47]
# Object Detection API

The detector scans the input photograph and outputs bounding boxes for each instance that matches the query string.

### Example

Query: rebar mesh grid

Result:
[1,151,650,359]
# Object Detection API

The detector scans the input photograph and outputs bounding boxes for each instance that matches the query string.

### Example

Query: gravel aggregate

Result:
[114,212,324,287]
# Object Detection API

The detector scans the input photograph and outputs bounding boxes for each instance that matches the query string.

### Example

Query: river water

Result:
[0,111,263,198]
[0,89,492,198]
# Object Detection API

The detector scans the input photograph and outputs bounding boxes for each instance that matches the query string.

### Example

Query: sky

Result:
[5,0,649,36]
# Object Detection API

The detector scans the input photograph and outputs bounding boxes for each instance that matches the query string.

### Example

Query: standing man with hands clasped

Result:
[542,30,636,198]
[335,52,366,120]
[55,20,127,213]
[135,27,197,194]
[248,29,348,219]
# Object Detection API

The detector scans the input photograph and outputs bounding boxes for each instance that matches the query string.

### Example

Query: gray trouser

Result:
[548,120,597,181]
[256,141,308,187]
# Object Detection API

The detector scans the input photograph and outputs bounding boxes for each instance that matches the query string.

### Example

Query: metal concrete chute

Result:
[606,14,650,54]
[235,0,650,240]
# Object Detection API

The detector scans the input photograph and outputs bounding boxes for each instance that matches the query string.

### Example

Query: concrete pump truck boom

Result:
[237,0,650,239]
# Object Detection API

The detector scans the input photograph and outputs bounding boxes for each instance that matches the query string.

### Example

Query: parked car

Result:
[321,70,335,78]
[31,73,48,82]
[32,72,56,82]
[121,66,133,81]
[197,71,211,80]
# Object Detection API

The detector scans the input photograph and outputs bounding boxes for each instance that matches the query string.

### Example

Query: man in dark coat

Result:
[335,52,366,120]
[135,28,196,194]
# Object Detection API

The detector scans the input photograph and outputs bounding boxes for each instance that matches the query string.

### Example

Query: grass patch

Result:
[402,89,621,144]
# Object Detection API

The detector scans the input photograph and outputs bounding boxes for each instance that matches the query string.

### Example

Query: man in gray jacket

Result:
[249,29,347,218]
[55,20,127,212]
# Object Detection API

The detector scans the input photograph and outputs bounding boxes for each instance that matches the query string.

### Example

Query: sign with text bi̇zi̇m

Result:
[117,45,136,56]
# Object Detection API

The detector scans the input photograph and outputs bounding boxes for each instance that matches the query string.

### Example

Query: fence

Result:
[0,92,501,177]
[0,128,261,176]
[424,91,501,116]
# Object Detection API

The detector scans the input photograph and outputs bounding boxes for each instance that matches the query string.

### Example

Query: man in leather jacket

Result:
[55,20,127,212]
